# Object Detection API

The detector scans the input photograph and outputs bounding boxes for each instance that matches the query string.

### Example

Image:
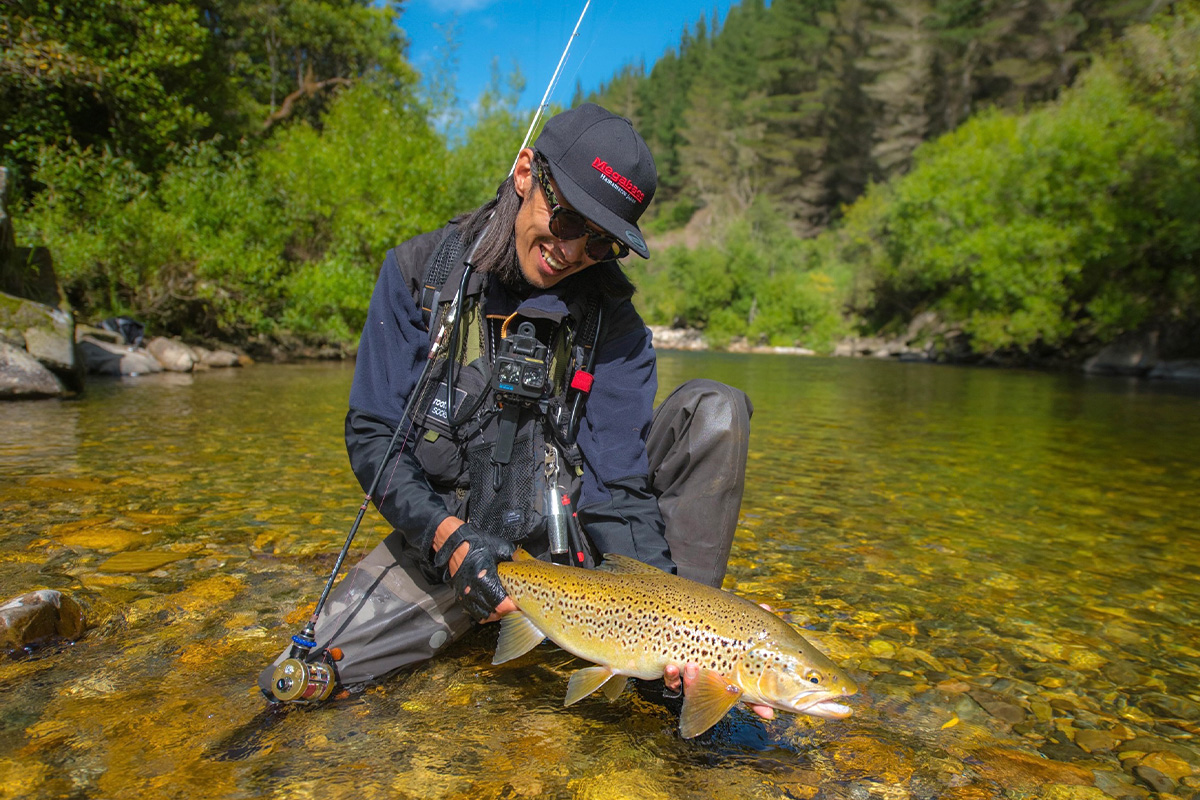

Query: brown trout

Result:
[494,550,857,738]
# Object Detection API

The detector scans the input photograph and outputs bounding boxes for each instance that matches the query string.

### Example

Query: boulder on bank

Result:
[0,290,81,394]
[1147,359,1200,381]
[0,589,87,652]
[1084,332,1160,376]
[194,346,242,368]
[146,336,196,372]
[0,340,64,398]
[77,336,164,376]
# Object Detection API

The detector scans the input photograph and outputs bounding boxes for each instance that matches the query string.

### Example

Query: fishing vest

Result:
[399,225,617,548]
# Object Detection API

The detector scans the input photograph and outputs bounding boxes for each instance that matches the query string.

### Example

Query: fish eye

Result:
[804,670,821,685]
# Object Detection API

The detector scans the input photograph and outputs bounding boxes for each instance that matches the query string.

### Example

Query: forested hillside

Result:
[3,0,1197,364]
[585,0,1168,234]
[596,0,1199,361]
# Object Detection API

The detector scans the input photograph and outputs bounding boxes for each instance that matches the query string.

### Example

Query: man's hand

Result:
[664,663,775,721]
[431,517,516,622]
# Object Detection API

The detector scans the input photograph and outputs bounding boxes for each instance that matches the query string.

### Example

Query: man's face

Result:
[513,149,606,290]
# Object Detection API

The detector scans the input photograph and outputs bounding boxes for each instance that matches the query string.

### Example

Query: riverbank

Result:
[649,325,1200,382]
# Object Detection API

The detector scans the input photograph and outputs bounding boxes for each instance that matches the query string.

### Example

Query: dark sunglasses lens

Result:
[548,203,630,260]
[549,209,589,240]
[586,236,625,260]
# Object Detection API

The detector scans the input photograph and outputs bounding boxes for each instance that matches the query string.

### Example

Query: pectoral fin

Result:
[565,666,619,707]
[679,669,744,739]
[492,611,546,665]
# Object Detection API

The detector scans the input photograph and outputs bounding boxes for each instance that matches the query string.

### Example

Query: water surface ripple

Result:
[1,356,1198,799]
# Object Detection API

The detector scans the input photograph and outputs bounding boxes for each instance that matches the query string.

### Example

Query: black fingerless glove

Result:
[432,523,515,622]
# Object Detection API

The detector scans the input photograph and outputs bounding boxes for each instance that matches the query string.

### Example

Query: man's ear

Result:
[513,148,535,199]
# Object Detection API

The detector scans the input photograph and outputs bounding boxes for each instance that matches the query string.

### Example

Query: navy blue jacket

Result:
[345,224,674,575]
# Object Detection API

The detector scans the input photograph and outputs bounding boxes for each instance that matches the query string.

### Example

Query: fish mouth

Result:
[801,699,854,719]
[789,692,855,719]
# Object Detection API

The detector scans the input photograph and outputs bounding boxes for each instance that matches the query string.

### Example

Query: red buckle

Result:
[570,370,594,393]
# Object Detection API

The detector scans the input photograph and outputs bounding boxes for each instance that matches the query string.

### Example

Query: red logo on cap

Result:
[591,157,645,204]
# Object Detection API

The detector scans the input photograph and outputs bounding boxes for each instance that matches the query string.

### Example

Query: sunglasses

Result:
[534,165,630,261]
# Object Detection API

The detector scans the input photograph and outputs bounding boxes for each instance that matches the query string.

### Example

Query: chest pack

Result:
[408,227,606,560]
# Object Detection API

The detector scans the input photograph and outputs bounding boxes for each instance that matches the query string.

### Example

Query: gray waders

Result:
[258,378,751,697]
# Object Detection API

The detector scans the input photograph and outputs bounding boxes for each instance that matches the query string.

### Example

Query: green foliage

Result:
[12,62,525,343]
[1,1,210,180]
[6,0,1198,364]
[0,0,409,192]
[637,197,851,351]
[586,0,1160,232]
[823,2,1200,354]
[20,139,290,336]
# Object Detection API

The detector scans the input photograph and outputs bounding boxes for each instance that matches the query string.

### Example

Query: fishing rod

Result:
[510,0,592,175]
[271,1,594,704]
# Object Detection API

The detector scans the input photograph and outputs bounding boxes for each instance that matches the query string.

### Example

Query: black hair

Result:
[452,169,524,287]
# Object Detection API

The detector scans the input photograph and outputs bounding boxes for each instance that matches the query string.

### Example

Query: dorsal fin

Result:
[596,553,664,575]
[511,548,536,562]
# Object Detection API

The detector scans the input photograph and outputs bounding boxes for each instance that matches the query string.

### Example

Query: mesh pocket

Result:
[466,427,544,543]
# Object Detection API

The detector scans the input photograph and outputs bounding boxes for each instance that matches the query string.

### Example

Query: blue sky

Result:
[398,0,740,124]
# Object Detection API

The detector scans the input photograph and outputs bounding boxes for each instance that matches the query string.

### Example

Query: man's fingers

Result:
[482,597,520,624]
[748,703,775,720]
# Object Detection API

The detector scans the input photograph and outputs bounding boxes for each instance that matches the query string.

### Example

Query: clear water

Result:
[1,356,1198,799]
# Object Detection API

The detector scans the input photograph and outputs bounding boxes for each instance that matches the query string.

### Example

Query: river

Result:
[1,355,1198,799]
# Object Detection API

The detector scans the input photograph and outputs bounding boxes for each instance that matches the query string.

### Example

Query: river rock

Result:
[648,326,706,351]
[77,336,163,376]
[1084,332,1159,376]
[146,336,196,372]
[0,340,64,398]
[971,747,1094,789]
[1134,765,1176,794]
[1147,360,1200,381]
[0,590,87,651]
[1076,728,1127,754]
[0,290,82,390]
[1141,692,1200,721]
[194,346,242,368]
[969,688,1027,725]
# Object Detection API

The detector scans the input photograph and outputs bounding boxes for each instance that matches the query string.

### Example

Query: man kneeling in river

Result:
[258,104,764,715]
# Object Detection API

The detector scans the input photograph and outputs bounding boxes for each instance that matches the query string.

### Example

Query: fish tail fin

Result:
[511,548,535,562]
[492,611,546,665]
[564,666,617,707]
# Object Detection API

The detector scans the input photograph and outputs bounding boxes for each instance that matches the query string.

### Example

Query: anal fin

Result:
[602,676,628,702]
[679,669,744,739]
[492,611,546,665]
[565,666,617,707]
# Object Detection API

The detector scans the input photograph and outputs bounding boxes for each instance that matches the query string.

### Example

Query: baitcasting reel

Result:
[270,657,336,704]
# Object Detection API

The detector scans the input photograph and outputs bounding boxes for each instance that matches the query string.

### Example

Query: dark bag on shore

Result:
[99,317,145,348]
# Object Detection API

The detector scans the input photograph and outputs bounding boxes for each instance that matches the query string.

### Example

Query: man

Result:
[260,104,755,709]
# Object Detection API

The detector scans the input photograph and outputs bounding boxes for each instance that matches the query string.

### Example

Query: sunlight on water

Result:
[1,356,1198,799]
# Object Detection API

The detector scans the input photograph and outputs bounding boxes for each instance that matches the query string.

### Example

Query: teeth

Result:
[543,248,569,272]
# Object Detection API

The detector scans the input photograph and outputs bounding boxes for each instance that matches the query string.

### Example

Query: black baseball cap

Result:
[534,103,657,258]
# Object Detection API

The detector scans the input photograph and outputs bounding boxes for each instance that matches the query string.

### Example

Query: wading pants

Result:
[258,378,752,696]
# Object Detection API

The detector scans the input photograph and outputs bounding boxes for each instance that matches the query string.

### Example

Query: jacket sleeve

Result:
[345,234,454,565]
[344,410,450,564]
[573,315,675,573]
